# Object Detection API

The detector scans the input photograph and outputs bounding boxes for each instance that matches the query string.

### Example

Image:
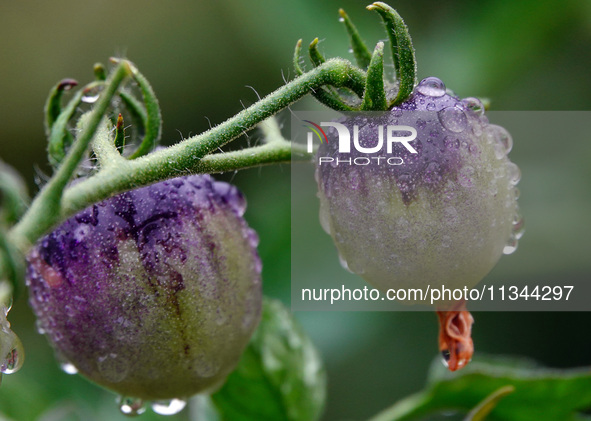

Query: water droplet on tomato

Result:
[118,396,145,416]
[438,107,467,133]
[151,399,187,416]
[416,77,446,97]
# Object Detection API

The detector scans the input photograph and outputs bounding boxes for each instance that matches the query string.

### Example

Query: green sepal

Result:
[0,160,28,297]
[293,39,305,76]
[308,38,326,67]
[93,62,107,81]
[0,227,25,298]
[46,89,84,169]
[361,42,387,111]
[113,60,162,159]
[339,8,372,69]
[310,87,358,112]
[118,90,148,147]
[211,298,326,421]
[44,78,78,137]
[114,113,126,152]
[0,160,28,226]
[309,39,359,111]
[367,2,417,106]
[43,79,78,160]
[480,97,492,111]
[293,40,357,111]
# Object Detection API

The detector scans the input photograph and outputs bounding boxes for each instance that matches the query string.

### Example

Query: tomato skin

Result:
[315,77,521,300]
[27,174,262,400]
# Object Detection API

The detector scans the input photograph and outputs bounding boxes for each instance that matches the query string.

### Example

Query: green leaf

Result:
[464,385,515,421]
[211,298,326,421]
[370,355,591,421]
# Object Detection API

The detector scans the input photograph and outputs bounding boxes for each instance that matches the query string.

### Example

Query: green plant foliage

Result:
[371,356,591,421]
[211,298,326,421]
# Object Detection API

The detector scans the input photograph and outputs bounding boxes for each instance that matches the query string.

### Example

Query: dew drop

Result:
[396,173,414,193]
[195,354,220,378]
[423,162,442,184]
[496,127,513,153]
[338,253,353,273]
[443,206,459,225]
[151,399,187,416]
[60,362,79,375]
[1,346,23,374]
[461,97,484,116]
[441,349,451,367]
[416,77,446,97]
[35,319,46,334]
[0,309,24,375]
[397,218,412,239]
[506,162,521,185]
[246,228,260,248]
[98,353,128,383]
[487,124,513,154]
[3,301,11,316]
[349,170,360,190]
[444,136,457,149]
[348,48,354,54]
[347,257,365,275]
[416,118,426,129]
[488,180,498,196]
[339,17,345,22]
[318,207,332,234]
[438,106,468,133]
[215,306,229,326]
[513,187,521,199]
[503,236,518,255]
[81,94,100,104]
[493,140,506,159]
[119,396,146,416]
[457,166,475,188]
[512,212,525,240]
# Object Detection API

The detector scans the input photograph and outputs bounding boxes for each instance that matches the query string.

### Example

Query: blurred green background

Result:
[1,0,591,420]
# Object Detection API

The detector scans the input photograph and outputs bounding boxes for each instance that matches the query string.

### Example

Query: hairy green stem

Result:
[8,58,355,255]
[258,117,286,144]
[89,115,125,167]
